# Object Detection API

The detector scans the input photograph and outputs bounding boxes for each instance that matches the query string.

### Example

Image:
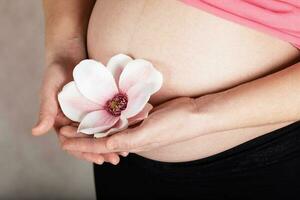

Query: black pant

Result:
[94,121,300,199]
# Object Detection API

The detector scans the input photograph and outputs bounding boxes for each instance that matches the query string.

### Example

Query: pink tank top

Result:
[181,0,300,49]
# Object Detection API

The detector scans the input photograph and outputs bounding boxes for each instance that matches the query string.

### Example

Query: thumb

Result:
[32,85,59,136]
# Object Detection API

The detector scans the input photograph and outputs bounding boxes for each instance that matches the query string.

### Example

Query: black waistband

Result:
[128,120,300,180]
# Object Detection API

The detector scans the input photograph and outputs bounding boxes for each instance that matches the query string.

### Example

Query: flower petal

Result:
[94,117,129,138]
[58,81,101,122]
[119,59,163,94]
[128,103,153,126]
[107,54,133,84]
[73,59,118,104]
[78,110,119,135]
[121,83,154,118]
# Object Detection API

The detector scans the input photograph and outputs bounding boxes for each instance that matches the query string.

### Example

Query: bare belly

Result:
[87,0,300,162]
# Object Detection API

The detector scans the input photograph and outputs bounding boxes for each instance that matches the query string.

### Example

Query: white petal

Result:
[94,117,129,138]
[107,54,133,84]
[78,110,119,135]
[128,103,153,126]
[119,59,163,94]
[58,81,101,122]
[121,83,154,118]
[73,59,119,104]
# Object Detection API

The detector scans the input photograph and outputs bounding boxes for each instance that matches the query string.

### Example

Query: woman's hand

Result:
[31,38,124,165]
[32,0,125,165]
[57,123,128,165]
[32,59,73,135]
[62,96,204,153]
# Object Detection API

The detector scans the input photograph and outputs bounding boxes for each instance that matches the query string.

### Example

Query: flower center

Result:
[105,93,128,116]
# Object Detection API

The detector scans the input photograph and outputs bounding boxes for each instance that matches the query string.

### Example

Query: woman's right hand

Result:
[31,38,125,165]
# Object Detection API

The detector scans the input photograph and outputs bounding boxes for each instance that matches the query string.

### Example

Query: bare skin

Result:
[32,0,124,165]
[85,0,300,162]
[33,0,300,164]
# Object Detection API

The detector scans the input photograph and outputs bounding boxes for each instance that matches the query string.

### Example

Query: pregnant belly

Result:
[87,0,300,162]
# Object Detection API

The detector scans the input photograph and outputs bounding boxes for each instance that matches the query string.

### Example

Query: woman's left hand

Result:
[62,97,204,154]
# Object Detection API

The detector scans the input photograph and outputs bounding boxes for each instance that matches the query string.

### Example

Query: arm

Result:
[61,61,300,153]
[106,60,300,152]
[33,0,95,135]
[194,61,300,135]
[43,0,95,65]
[32,0,125,164]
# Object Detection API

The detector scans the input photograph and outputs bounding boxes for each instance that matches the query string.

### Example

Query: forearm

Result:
[195,61,300,135]
[43,0,96,64]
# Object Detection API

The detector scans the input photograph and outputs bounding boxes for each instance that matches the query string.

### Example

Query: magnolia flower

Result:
[58,54,163,138]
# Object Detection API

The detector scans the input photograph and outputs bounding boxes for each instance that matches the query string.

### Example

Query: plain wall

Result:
[0,1,95,199]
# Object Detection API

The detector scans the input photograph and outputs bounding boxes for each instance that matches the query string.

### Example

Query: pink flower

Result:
[58,54,163,138]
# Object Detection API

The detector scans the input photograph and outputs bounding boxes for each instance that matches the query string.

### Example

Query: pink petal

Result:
[119,59,163,94]
[106,54,133,84]
[121,83,154,118]
[94,117,129,138]
[128,103,153,126]
[73,59,118,104]
[78,110,119,135]
[58,81,101,122]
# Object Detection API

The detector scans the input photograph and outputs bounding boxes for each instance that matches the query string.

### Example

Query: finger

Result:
[32,82,59,136]
[119,152,129,157]
[32,111,56,136]
[59,127,125,164]
[56,131,101,163]
[82,152,104,165]
[56,133,88,160]
[59,130,123,164]
[57,134,81,159]
[106,127,147,152]
[66,150,105,165]
[102,153,120,165]
[59,127,130,154]
[62,137,112,154]
[59,126,90,138]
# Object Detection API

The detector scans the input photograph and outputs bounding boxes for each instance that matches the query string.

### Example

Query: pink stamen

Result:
[105,93,128,116]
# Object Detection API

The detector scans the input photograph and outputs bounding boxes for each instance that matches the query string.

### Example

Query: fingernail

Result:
[31,125,40,135]
[111,158,119,165]
[120,152,129,157]
[97,159,104,165]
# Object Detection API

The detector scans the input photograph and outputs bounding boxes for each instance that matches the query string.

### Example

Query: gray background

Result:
[0,1,95,199]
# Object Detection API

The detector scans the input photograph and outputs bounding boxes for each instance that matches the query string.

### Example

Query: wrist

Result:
[191,92,226,136]
[45,36,87,68]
